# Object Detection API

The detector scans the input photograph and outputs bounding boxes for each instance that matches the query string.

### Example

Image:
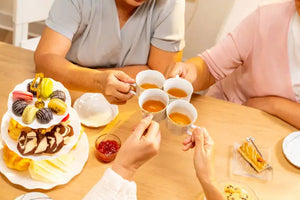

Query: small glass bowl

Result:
[95,134,121,163]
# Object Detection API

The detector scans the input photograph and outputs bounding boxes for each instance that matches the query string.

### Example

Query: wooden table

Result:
[0,42,299,200]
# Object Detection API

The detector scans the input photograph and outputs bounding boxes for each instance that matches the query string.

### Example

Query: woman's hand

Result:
[165,62,198,84]
[182,127,215,184]
[99,70,135,104]
[165,57,215,92]
[112,115,161,180]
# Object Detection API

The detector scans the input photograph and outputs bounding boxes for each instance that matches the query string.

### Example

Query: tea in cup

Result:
[163,77,193,102]
[168,112,191,126]
[140,83,160,90]
[131,70,165,95]
[167,100,198,134]
[142,100,166,113]
[167,88,188,98]
[139,89,169,122]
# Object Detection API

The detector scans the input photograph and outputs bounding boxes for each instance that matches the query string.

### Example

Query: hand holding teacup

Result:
[130,70,165,96]
[100,70,135,104]
[166,100,198,135]
[164,61,200,91]
[163,76,193,102]
[138,89,169,122]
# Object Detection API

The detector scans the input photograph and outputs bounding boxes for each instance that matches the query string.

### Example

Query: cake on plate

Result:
[0,73,88,188]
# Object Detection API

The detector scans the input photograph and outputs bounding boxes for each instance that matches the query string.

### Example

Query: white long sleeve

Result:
[83,168,137,200]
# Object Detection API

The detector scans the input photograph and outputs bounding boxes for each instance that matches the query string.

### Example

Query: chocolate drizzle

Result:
[12,100,28,116]
[36,108,53,124]
[50,90,66,102]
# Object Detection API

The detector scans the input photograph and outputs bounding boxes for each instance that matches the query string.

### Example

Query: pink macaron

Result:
[12,90,33,102]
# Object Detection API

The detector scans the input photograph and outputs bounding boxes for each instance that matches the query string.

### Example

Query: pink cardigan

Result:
[201,0,297,104]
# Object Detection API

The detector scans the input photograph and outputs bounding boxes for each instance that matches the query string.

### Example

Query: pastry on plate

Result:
[29,153,74,183]
[16,123,74,155]
[48,98,67,115]
[51,90,66,102]
[36,108,53,124]
[22,105,38,124]
[17,131,39,155]
[238,142,268,173]
[12,91,33,102]
[3,145,31,171]
[12,100,28,116]
[40,78,53,99]
[8,118,31,140]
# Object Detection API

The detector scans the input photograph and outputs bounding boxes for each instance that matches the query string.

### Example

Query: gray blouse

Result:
[46,0,185,68]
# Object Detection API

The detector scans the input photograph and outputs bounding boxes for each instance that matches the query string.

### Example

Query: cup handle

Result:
[129,83,137,95]
[187,124,198,135]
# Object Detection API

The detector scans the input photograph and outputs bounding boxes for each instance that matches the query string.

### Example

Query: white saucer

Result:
[73,93,118,127]
[282,131,300,168]
[15,192,51,200]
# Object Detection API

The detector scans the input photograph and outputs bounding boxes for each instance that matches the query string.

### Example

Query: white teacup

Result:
[166,100,198,135]
[138,89,169,122]
[163,77,193,102]
[131,70,165,96]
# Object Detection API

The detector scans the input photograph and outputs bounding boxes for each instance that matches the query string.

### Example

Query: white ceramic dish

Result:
[14,192,51,200]
[0,132,89,190]
[73,93,118,127]
[282,131,300,168]
[1,108,81,161]
[7,78,71,129]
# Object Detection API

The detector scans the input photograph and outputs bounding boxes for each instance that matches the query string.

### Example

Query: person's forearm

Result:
[185,57,215,91]
[97,65,149,79]
[264,97,300,129]
[35,53,104,92]
[199,180,225,200]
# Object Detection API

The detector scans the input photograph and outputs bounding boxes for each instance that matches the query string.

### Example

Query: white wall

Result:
[0,0,44,36]
[184,0,234,59]
[0,0,12,15]
[0,0,281,53]
[0,0,13,30]
[183,0,283,59]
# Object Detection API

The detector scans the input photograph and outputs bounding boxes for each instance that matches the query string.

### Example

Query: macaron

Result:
[48,98,67,115]
[22,105,38,124]
[40,78,53,99]
[12,100,28,116]
[12,90,33,102]
[36,108,53,124]
[50,90,66,102]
